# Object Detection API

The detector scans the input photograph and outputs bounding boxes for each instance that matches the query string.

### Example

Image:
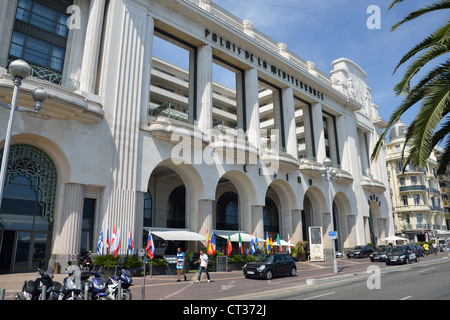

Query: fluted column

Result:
[244,68,260,149]
[312,102,326,163]
[57,183,85,254]
[282,87,298,159]
[197,199,213,236]
[79,0,105,93]
[196,44,213,133]
[251,205,264,239]
[103,0,154,254]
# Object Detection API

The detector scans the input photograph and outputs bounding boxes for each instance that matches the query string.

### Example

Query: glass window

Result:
[81,198,96,251]
[216,192,239,230]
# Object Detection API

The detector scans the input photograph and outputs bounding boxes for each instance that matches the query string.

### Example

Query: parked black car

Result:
[370,245,391,262]
[386,246,418,265]
[411,244,425,257]
[243,253,296,280]
[346,245,375,258]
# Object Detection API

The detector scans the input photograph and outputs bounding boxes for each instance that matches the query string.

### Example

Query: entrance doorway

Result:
[0,144,57,273]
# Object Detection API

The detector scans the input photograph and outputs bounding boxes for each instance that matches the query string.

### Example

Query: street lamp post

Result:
[319,157,338,274]
[0,59,47,209]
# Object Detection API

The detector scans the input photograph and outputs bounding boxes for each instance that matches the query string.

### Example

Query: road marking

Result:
[303,292,336,300]
[419,267,436,273]
[400,296,412,300]
[160,281,194,300]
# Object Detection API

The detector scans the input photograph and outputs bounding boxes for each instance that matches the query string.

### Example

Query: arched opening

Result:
[263,196,279,238]
[216,191,239,231]
[0,144,57,273]
[167,185,186,228]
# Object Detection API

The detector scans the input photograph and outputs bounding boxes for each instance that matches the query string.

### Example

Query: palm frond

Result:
[392,0,450,31]
[393,42,450,95]
[393,21,450,74]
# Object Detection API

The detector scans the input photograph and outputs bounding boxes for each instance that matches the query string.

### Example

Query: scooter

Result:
[59,262,83,300]
[105,269,133,300]
[90,271,108,300]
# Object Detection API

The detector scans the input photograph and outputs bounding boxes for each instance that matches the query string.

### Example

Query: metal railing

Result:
[148,102,189,123]
[1,56,80,92]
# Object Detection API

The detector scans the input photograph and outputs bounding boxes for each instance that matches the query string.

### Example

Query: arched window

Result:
[263,197,279,237]
[216,192,239,230]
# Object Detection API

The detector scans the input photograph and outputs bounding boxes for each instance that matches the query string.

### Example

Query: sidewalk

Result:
[1,251,448,300]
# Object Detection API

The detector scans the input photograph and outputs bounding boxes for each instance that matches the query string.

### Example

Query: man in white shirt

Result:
[194,249,211,283]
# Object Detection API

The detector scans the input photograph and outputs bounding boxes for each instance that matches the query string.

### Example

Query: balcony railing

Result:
[149,102,190,123]
[399,185,427,192]
[1,56,80,92]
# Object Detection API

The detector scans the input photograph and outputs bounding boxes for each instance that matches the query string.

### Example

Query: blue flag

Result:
[97,228,103,255]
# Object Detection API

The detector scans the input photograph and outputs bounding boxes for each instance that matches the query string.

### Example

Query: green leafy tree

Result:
[371,0,450,173]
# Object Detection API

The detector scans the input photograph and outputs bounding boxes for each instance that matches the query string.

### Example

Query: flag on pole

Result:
[227,233,232,257]
[277,234,282,252]
[287,234,291,254]
[255,232,258,250]
[206,230,212,255]
[146,232,155,259]
[106,227,110,254]
[266,231,270,253]
[250,232,255,254]
[110,226,121,258]
[238,231,243,254]
[128,226,134,254]
[210,230,216,255]
[97,228,103,255]
[270,237,273,253]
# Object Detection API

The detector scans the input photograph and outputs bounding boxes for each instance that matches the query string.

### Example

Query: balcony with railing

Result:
[147,102,208,147]
[259,137,298,173]
[210,120,258,165]
[0,57,103,124]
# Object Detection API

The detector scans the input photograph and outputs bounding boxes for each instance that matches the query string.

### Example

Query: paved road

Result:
[228,257,450,300]
[1,251,448,301]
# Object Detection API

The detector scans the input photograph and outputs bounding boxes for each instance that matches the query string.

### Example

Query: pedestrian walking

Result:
[194,249,210,283]
[423,243,429,257]
[432,242,437,255]
[176,247,187,282]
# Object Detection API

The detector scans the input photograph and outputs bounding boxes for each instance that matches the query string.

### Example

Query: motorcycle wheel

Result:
[121,290,132,300]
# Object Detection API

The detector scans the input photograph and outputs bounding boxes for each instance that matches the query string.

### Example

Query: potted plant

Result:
[228,255,245,270]
[93,254,119,277]
[122,254,143,277]
[149,258,167,275]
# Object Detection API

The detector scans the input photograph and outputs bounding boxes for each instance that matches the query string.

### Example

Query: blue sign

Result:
[328,231,337,238]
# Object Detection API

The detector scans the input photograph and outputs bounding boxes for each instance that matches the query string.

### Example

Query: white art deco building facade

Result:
[0,0,394,272]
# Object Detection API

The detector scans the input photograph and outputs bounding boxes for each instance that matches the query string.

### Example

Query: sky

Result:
[154,0,449,135]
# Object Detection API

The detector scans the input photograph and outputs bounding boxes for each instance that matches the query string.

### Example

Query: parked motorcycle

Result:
[14,263,63,300]
[59,262,83,300]
[105,269,133,300]
[90,271,108,300]
[78,250,93,271]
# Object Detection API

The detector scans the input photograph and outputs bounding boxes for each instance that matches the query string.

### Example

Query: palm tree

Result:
[371,0,450,174]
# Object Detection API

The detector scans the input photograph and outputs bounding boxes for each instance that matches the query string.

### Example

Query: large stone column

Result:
[57,183,85,255]
[196,44,213,133]
[251,205,264,239]
[311,102,326,163]
[282,87,298,159]
[102,0,154,254]
[291,209,303,245]
[244,68,260,149]
[79,0,105,94]
[197,199,213,236]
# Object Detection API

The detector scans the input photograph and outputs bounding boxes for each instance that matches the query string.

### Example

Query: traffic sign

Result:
[328,231,337,239]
